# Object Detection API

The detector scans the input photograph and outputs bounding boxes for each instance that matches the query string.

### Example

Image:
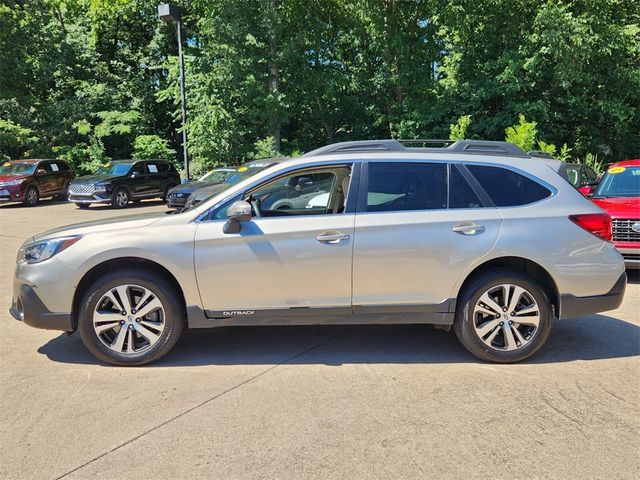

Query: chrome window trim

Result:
[195,160,360,223]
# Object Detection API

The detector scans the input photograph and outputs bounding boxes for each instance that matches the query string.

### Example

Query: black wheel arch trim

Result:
[559,272,626,319]
[10,284,73,331]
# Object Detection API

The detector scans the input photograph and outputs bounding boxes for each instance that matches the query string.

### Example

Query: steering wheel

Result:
[250,197,262,218]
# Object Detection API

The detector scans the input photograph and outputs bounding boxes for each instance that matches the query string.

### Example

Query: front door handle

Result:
[452,222,486,235]
[316,231,350,244]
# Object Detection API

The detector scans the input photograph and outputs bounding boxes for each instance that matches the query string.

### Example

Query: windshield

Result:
[594,166,640,198]
[95,163,133,175]
[0,162,37,175]
[181,162,277,213]
[225,163,275,184]
[198,169,235,184]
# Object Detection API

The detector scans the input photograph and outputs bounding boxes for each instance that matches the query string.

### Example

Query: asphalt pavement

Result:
[0,200,638,480]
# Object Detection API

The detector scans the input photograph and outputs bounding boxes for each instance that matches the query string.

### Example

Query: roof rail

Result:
[527,150,556,159]
[303,139,528,157]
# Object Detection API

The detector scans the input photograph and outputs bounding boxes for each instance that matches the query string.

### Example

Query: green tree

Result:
[505,115,537,152]
[132,134,176,160]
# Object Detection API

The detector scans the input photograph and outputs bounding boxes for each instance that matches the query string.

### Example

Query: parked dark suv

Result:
[68,160,180,208]
[0,159,75,207]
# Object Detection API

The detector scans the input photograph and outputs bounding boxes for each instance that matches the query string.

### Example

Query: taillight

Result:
[569,213,612,242]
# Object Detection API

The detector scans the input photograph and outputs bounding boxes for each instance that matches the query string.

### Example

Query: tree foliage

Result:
[1,0,638,174]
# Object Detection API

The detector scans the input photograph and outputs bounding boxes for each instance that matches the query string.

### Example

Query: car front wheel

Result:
[111,188,130,208]
[453,269,553,363]
[78,270,184,365]
[23,186,39,207]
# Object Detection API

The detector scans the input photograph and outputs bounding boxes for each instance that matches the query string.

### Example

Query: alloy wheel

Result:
[115,190,129,207]
[472,284,540,351]
[92,284,165,355]
[26,187,38,206]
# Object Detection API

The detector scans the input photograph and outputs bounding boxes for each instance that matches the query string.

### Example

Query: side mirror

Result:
[223,200,252,234]
[130,171,139,178]
[578,181,598,197]
[36,169,46,176]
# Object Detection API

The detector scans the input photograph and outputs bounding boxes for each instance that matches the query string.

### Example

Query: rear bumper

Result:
[559,272,627,319]
[10,283,73,331]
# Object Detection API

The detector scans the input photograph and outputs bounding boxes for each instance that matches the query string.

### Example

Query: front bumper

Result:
[559,272,627,319]
[166,193,189,209]
[68,194,111,204]
[10,283,73,331]
[617,246,640,269]
[0,185,25,202]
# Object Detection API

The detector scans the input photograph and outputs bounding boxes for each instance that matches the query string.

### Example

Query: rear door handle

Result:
[452,222,486,235]
[316,231,350,244]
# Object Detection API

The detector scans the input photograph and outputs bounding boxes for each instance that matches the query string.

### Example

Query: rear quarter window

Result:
[466,165,551,207]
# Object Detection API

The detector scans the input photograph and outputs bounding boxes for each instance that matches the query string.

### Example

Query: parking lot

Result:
[0,200,638,480]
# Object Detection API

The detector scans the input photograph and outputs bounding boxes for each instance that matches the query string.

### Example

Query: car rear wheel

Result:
[78,270,184,366]
[23,186,39,207]
[111,188,130,208]
[453,269,553,363]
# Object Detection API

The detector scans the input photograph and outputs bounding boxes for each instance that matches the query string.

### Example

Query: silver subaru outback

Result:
[11,140,626,365]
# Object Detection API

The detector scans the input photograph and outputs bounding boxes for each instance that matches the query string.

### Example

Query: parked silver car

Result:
[11,140,626,365]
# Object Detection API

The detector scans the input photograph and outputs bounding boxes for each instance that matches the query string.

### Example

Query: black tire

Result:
[75,203,90,209]
[111,187,130,208]
[453,269,553,363]
[23,186,39,207]
[78,269,184,366]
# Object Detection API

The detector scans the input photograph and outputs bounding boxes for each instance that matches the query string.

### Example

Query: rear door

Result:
[352,161,502,311]
[144,162,165,195]
[48,161,67,193]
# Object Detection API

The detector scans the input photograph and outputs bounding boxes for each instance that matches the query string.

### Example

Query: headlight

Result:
[0,178,25,187]
[94,184,107,192]
[23,236,83,264]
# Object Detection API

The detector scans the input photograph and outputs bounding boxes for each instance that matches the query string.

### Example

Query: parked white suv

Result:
[11,140,626,365]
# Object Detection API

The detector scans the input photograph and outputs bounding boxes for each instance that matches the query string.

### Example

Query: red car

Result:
[0,159,75,207]
[590,159,640,269]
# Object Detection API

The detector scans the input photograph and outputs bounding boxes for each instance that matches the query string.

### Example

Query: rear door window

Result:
[466,165,551,206]
[364,162,447,212]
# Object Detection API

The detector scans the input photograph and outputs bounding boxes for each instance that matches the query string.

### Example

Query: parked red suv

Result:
[0,159,75,207]
[590,159,640,269]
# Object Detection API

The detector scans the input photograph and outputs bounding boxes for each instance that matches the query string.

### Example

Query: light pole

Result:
[158,3,189,180]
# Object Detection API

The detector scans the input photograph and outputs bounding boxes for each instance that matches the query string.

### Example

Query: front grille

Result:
[612,219,640,242]
[69,183,95,195]
[622,253,640,261]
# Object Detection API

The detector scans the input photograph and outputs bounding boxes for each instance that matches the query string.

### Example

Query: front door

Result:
[128,162,150,197]
[194,163,356,318]
[352,161,501,310]
[36,161,56,195]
